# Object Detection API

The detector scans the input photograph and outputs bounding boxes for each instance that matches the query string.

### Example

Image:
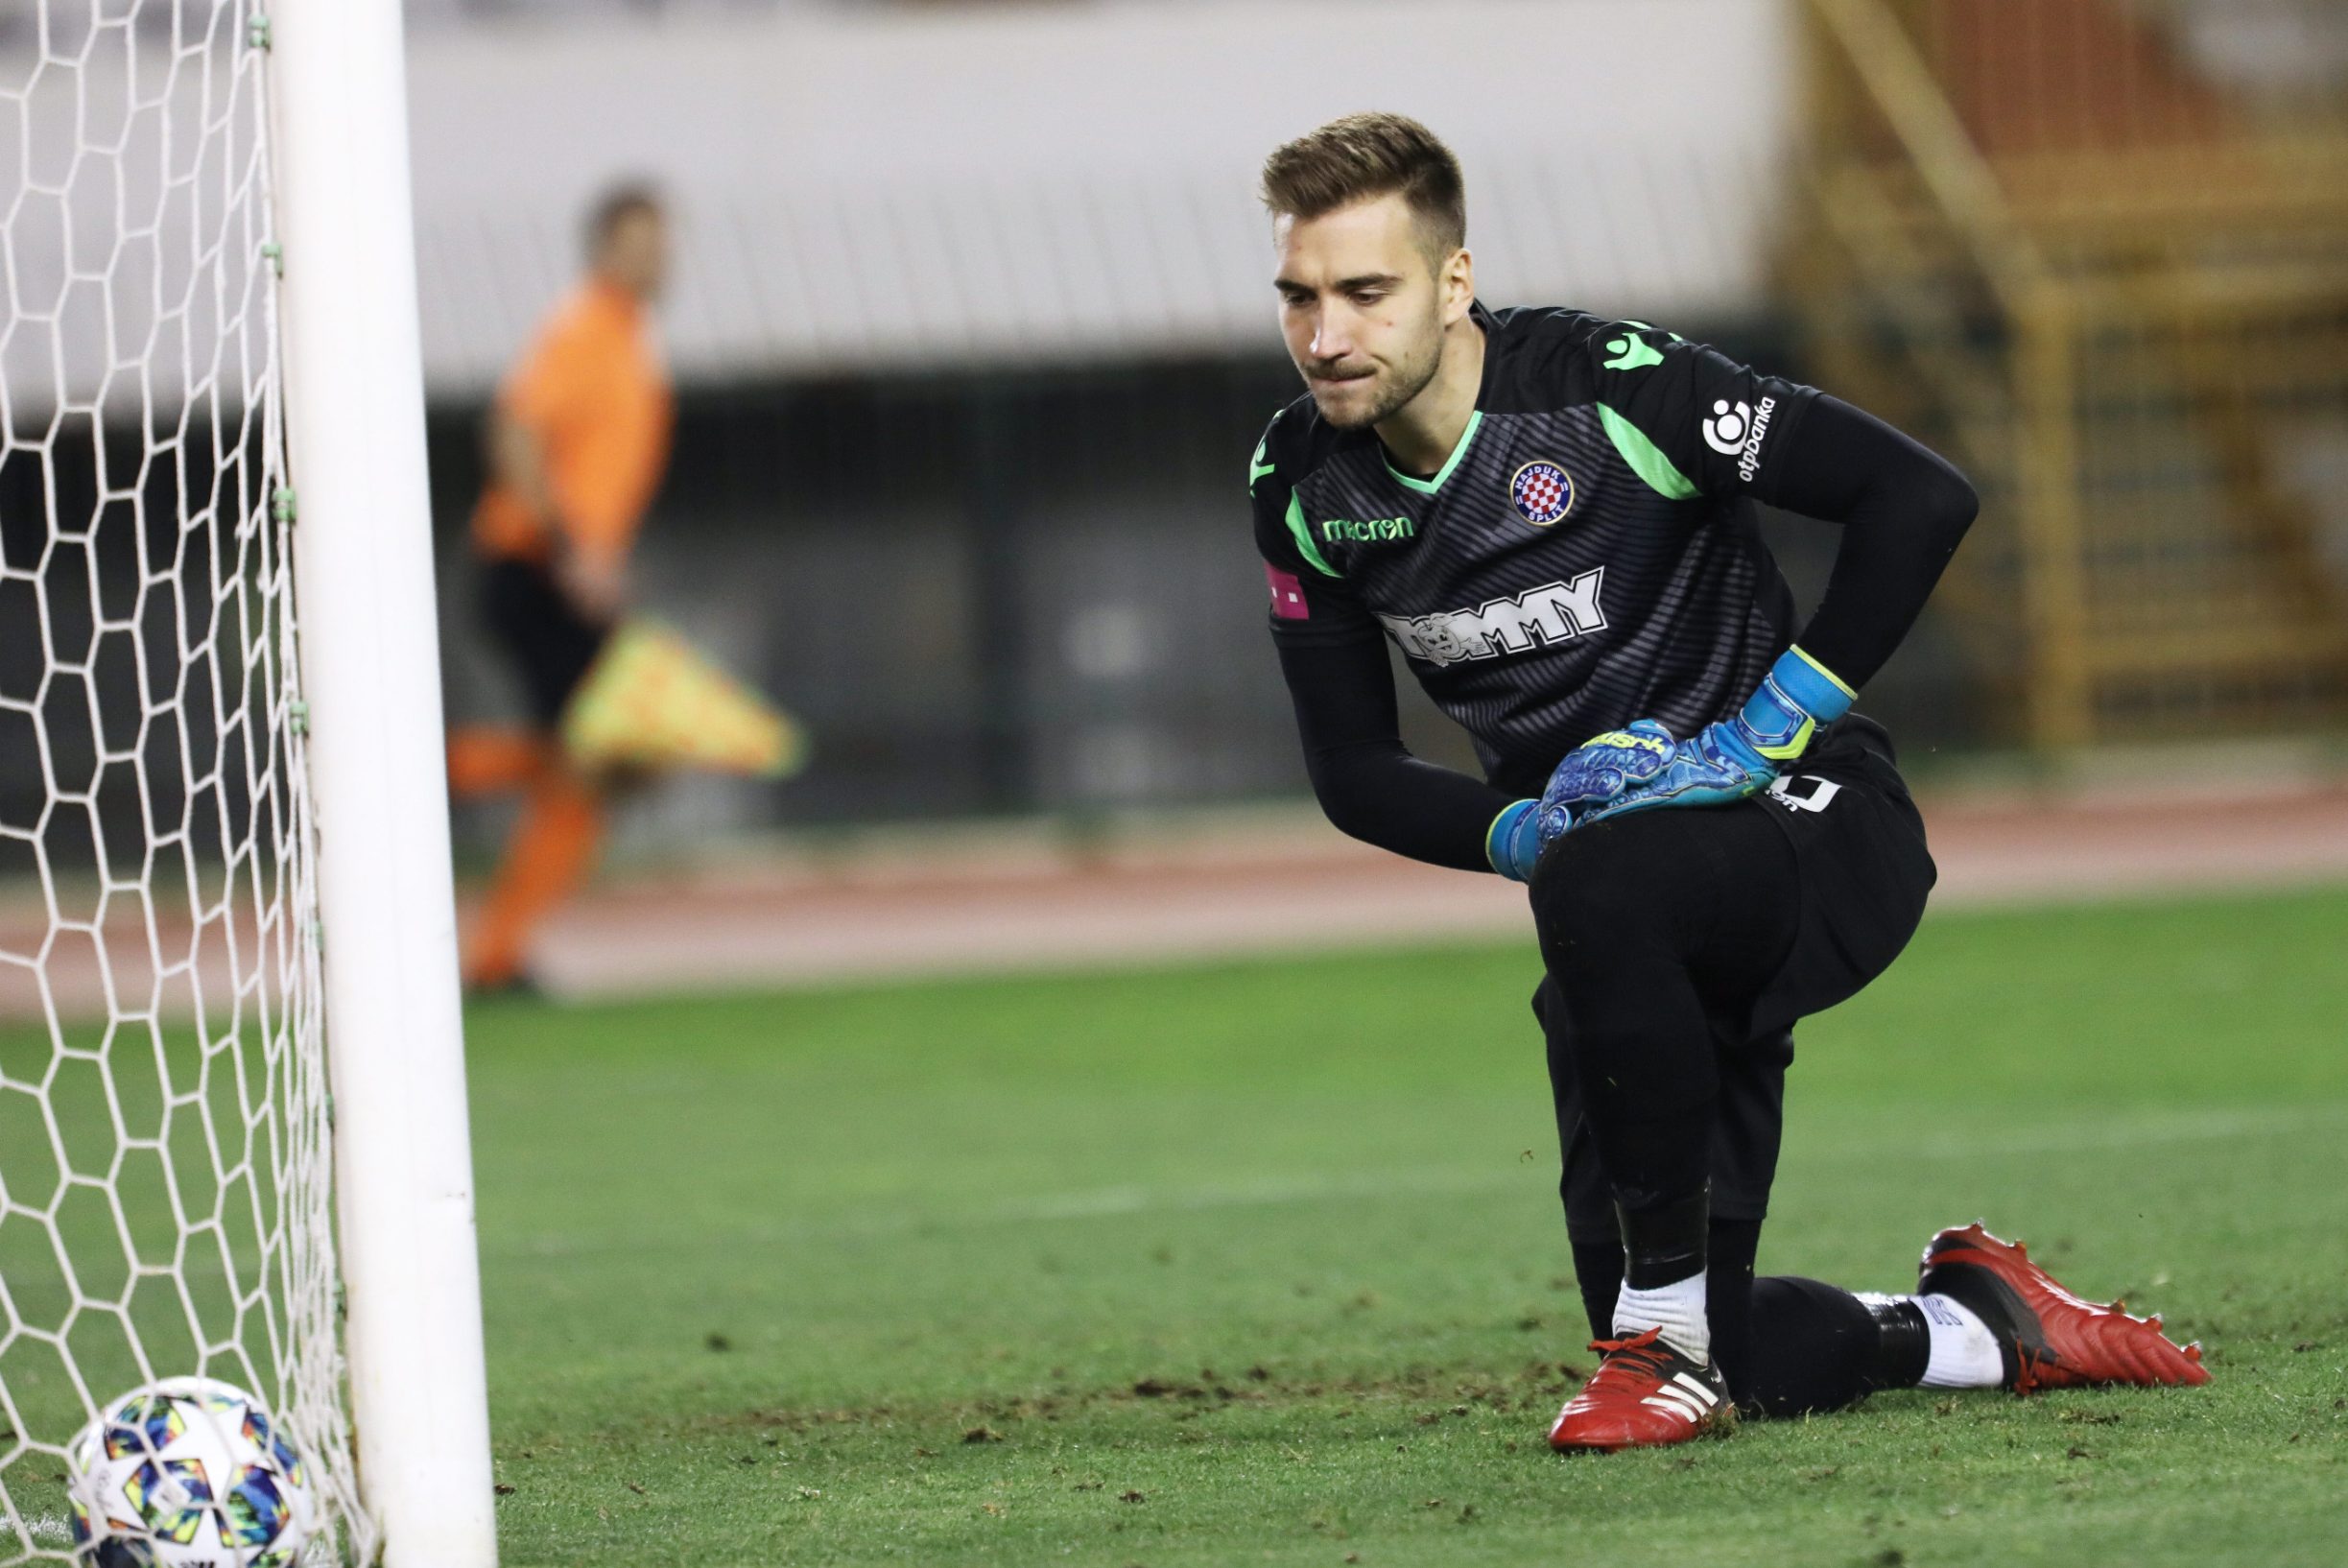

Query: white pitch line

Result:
[494,1103,2345,1261]
[1852,1104,2348,1164]
[1003,1165,1523,1223]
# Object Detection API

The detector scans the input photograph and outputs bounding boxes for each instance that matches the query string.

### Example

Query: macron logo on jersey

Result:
[1377,568,1607,667]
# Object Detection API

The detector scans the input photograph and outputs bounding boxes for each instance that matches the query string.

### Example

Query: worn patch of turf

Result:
[462,886,2348,1566]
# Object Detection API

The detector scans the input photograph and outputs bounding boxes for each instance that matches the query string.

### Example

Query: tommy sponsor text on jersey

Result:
[1248,304,1820,796]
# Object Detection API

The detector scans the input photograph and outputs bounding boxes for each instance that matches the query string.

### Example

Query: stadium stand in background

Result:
[4,9,2344,1564]
[4,0,2342,891]
[1792,0,2348,745]
[404,0,2344,843]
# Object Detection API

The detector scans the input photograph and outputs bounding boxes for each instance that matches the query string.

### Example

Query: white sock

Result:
[1909,1293,2005,1388]
[1613,1271,1710,1363]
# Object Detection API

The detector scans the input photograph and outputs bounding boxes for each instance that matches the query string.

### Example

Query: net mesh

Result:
[0,3,371,1561]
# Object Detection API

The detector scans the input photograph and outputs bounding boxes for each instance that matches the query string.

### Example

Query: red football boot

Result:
[1917,1223,2210,1393]
[1547,1327,1734,1452]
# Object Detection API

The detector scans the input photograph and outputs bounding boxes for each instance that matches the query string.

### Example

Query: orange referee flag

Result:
[560,619,806,778]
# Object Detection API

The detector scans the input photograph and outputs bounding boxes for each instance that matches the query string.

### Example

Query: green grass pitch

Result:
[465,887,2348,1566]
[4,889,2345,1564]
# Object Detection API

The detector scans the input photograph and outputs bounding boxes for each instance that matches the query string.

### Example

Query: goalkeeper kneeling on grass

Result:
[450,184,798,995]
[1245,114,2208,1452]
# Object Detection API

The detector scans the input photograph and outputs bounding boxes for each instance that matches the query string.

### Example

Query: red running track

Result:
[7,783,2348,1019]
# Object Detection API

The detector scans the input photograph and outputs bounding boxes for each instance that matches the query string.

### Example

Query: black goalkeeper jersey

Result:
[1250,303,1822,798]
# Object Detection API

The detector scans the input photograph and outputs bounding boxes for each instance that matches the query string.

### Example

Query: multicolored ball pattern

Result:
[67,1377,315,1567]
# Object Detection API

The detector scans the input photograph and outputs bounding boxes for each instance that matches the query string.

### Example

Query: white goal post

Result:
[270,0,497,1562]
[0,2,495,1564]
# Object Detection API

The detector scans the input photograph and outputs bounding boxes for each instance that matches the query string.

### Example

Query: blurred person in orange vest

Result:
[448,183,674,994]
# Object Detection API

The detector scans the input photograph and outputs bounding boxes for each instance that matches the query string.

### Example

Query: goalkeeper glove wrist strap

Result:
[1739,645,1856,762]
[1487,798,1541,883]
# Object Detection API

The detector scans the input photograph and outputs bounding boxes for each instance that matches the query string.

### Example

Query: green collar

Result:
[1383,409,1484,496]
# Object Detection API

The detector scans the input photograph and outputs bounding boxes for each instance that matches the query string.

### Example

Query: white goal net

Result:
[0,3,372,1562]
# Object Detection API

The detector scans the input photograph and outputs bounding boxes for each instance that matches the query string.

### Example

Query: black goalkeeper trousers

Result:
[1527,719,1936,1414]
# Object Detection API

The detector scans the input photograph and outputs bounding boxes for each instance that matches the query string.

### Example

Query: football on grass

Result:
[66,1376,314,1567]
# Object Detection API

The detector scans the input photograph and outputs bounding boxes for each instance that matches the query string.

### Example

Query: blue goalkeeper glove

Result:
[1487,798,1543,882]
[1534,721,1676,841]
[1539,646,1856,834]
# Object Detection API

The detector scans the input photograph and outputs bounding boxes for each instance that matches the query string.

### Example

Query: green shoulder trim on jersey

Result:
[1601,321,1687,371]
[1249,411,1281,490]
[1384,410,1483,496]
[1598,405,1699,500]
[1601,332,1663,371]
[1284,492,1340,577]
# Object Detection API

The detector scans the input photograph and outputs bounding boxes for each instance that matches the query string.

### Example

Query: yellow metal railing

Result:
[1808,0,2095,744]
[1795,0,2348,747]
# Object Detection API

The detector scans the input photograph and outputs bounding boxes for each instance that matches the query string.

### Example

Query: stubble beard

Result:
[1306,327,1443,431]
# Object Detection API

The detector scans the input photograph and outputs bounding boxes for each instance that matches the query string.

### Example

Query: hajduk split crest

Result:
[1509,460,1576,527]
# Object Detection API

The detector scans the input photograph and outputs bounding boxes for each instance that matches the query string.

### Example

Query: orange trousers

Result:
[448,726,605,989]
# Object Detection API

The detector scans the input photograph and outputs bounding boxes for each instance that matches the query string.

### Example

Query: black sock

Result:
[1862,1296,1933,1390]
[1617,1185,1709,1288]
